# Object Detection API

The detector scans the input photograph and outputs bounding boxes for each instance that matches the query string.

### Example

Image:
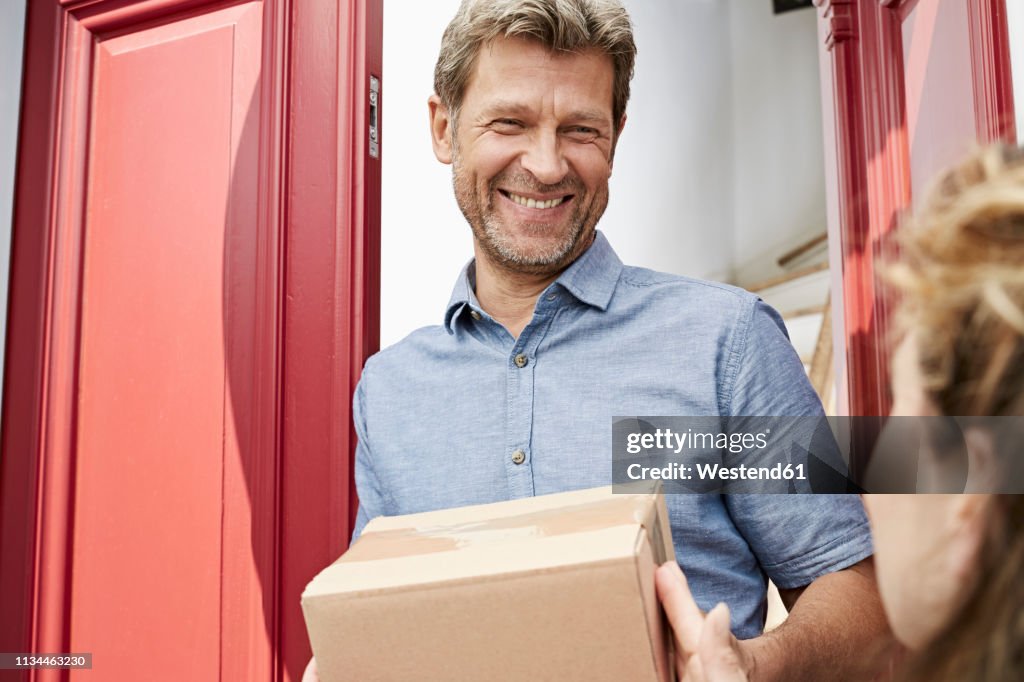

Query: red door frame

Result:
[815,0,1015,425]
[965,0,1017,143]
[283,0,382,676]
[0,0,380,679]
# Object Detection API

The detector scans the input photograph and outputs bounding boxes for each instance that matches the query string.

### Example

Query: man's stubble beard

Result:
[450,143,609,278]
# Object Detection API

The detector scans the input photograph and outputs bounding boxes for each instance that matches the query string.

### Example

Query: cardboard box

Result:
[301,485,676,682]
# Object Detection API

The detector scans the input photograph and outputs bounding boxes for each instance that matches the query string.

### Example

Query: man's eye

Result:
[566,126,598,141]
[491,119,523,131]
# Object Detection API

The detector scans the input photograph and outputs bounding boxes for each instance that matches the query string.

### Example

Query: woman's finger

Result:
[656,561,706,656]
[698,603,748,682]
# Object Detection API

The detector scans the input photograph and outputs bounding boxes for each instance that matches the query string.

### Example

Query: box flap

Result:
[304,524,643,595]
[303,484,674,596]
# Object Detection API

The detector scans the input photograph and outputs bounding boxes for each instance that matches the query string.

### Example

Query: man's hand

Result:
[302,656,319,682]
[655,561,751,682]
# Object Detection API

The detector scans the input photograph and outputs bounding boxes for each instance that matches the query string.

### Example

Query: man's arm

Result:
[657,557,896,682]
[740,557,895,681]
[703,300,894,679]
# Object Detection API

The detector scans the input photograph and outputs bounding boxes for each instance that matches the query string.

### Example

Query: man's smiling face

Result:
[431,36,619,275]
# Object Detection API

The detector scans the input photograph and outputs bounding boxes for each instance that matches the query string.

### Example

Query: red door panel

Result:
[0,0,381,680]
[72,5,260,679]
[902,1,980,201]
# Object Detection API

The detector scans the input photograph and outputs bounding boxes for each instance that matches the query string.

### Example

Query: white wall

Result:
[0,1,27,408]
[380,0,825,347]
[602,0,734,285]
[729,1,825,286]
[381,0,474,348]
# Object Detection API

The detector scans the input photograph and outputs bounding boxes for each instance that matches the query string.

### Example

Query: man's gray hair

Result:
[434,0,636,128]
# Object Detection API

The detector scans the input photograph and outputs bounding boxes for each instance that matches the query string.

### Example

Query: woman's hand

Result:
[655,561,752,682]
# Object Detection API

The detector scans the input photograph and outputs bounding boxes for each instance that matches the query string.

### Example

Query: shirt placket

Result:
[502,305,557,499]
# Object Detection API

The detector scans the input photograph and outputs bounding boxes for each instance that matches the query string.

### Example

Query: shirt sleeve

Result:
[723,299,874,589]
[351,375,385,544]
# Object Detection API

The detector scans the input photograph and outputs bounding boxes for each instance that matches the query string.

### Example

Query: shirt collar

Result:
[443,259,482,333]
[554,230,623,311]
[443,230,623,334]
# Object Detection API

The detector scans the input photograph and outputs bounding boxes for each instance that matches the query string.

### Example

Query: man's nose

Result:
[520,130,568,186]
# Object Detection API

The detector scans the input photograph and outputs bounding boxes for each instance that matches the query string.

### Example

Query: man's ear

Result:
[609,114,627,170]
[428,94,454,165]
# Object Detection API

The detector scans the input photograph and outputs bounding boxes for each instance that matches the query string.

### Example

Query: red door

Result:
[816,0,1016,422]
[0,0,380,680]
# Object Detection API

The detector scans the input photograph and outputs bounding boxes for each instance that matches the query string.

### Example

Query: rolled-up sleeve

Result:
[725,494,873,589]
[724,299,874,589]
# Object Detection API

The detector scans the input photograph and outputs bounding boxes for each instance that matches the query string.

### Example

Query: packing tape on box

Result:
[343,493,669,564]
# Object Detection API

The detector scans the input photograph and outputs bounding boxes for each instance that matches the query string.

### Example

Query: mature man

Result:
[307,1,890,680]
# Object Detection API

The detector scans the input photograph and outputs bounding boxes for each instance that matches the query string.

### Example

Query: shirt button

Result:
[514,354,528,368]
[546,293,557,301]
[511,449,526,465]
[470,309,481,321]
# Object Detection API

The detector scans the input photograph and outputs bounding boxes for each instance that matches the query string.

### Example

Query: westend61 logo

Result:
[623,460,806,483]
[624,427,770,455]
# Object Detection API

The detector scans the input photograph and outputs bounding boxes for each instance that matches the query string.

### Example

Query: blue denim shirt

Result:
[352,231,872,639]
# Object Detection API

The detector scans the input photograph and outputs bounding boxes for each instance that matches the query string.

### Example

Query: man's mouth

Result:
[499,190,573,210]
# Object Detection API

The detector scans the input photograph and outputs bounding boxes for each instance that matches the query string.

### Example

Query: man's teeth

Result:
[506,192,566,209]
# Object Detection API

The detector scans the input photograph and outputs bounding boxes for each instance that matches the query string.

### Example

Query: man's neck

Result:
[473,249,561,340]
